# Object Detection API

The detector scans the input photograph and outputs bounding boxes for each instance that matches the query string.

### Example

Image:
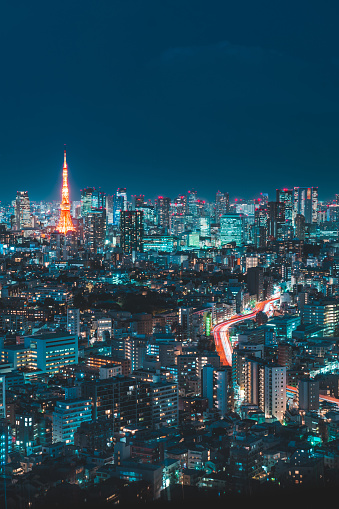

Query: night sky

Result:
[1,0,339,203]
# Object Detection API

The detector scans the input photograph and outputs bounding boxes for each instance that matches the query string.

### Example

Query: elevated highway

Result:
[213,295,281,366]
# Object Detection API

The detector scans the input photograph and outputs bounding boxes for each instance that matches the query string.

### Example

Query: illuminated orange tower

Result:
[56,147,76,234]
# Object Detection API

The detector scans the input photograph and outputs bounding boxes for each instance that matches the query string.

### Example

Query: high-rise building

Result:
[106,194,114,224]
[24,332,78,374]
[293,187,318,224]
[276,189,293,226]
[303,300,339,336]
[155,196,171,233]
[52,399,92,444]
[56,149,76,235]
[67,308,80,337]
[120,210,144,254]
[220,213,243,246]
[0,376,5,419]
[80,187,106,217]
[247,266,264,301]
[254,207,268,248]
[201,364,228,418]
[267,201,285,240]
[80,187,94,217]
[85,208,107,253]
[215,191,230,222]
[149,382,179,428]
[82,376,152,431]
[113,188,128,227]
[132,195,145,209]
[262,365,286,422]
[15,191,31,229]
[295,214,306,240]
[298,379,319,412]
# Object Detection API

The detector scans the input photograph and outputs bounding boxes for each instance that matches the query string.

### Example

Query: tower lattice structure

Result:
[57,149,76,234]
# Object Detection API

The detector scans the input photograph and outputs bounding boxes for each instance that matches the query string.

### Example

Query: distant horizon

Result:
[1,183,334,206]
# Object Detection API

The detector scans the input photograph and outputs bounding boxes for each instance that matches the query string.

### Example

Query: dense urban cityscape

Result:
[0,149,339,507]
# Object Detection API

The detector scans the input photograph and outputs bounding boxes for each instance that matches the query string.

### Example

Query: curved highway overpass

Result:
[213,294,281,366]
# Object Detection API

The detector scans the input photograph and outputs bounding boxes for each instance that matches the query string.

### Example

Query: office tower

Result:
[276,189,293,226]
[24,332,78,374]
[303,300,339,336]
[80,187,106,216]
[52,399,92,444]
[15,191,31,229]
[85,208,107,253]
[295,213,305,240]
[80,187,94,216]
[173,194,187,215]
[149,382,179,428]
[113,188,128,227]
[187,189,198,214]
[298,379,319,411]
[293,187,318,224]
[67,308,80,337]
[92,188,106,209]
[254,207,268,248]
[267,201,285,240]
[106,194,114,224]
[132,195,145,209]
[199,216,210,236]
[155,196,171,233]
[120,210,144,254]
[220,213,243,246]
[260,192,269,206]
[262,365,286,422]
[215,191,230,222]
[56,149,76,234]
[82,376,152,431]
[247,266,264,301]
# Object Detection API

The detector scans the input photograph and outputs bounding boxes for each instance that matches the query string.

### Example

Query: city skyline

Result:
[1,1,338,202]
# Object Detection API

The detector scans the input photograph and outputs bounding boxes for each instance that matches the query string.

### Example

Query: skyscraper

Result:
[293,187,318,224]
[267,201,285,240]
[85,208,107,253]
[80,187,106,217]
[220,213,243,246]
[113,188,127,227]
[254,207,268,248]
[276,188,293,226]
[56,149,75,234]
[120,210,144,254]
[15,191,31,229]
[215,191,230,222]
[155,196,171,233]
[295,213,306,240]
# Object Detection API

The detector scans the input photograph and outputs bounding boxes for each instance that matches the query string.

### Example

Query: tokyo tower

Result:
[56,148,76,234]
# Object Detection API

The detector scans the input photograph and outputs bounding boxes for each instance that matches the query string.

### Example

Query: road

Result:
[212,295,281,366]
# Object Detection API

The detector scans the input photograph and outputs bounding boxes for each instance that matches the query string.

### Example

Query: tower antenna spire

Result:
[56,146,75,235]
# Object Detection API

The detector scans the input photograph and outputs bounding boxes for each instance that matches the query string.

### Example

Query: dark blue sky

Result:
[1,0,339,203]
